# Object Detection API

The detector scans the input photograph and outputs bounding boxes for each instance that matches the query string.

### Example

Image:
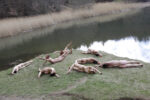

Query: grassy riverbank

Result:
[0,50,150,100]
[0,2,150,38]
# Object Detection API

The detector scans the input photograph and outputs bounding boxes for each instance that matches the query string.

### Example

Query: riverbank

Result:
[0,50,150,100]
[0,2,150,38]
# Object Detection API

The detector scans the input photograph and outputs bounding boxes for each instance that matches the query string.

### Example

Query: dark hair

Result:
[95,54,99,56]
[50,73,56,76]
[93,60,98,64]
[60,51,64,55]
[46,55,50,59]
[102,64,109,68]
[14,70,17,73]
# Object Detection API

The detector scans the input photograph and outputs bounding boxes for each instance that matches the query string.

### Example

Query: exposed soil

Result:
[115,97,150,100]
[60,92,93,100]
[0,77,88,100]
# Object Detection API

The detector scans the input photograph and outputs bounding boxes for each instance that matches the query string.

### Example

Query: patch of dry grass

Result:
[0,2,150,38]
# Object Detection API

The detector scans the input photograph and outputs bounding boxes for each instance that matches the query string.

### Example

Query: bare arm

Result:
[64,42,72,50]
[38,71,42,78]
[67,64,75,74]
[55,74,60,77]
[93,67,102,75]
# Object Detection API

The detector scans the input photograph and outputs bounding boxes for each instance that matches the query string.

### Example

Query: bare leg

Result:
[38,71,42,78]
[128,61,140,64]
[53,51,60,54]
[64,42,72,50]
[120,64,143,68]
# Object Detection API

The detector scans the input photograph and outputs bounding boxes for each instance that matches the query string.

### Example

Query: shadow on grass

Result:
[60,92,93,100]
[115,97,147,100]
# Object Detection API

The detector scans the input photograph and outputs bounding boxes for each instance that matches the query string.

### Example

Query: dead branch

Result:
[40,42,72,64]
[38,67,59,78]
[100,60,143,68]
[82,49,102,57]
[11,60,33,74]
[67,58,102,74]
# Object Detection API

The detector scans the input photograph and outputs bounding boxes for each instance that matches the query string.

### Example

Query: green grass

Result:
[0,50,150,100]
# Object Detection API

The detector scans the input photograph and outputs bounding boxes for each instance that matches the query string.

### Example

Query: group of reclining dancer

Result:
[11,42,72,78]
[37,42,72,77]
[82,49,143,68]
[11,43,143,78]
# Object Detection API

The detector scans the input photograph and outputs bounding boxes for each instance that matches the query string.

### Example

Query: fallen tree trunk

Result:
[100,60,143,68]
[11,60,33,74]
[82,49,102,57]
[67,58,102,74]
[40,42,72,64]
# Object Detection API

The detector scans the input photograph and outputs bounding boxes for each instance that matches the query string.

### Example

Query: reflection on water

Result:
[78,37,150,63]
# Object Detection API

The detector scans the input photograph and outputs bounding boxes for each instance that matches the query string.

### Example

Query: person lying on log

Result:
[67,58,102,74]
[11,60,33,74]
[40,42,72,64]
[100,60,143,68]
[38,67,59,78]
[82,49,102,57]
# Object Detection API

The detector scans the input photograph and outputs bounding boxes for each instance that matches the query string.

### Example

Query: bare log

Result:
[11,60,33,74]
[82,49,102,57]
[38,67,59,78]
[100,60,143,68]
[67,58,102,74]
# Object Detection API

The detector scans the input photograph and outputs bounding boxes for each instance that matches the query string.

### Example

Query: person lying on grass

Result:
[100,60,143,68]
[67,58,102,74]
[40,42,72,64]
[12,60,33,74]
[38,67,59,78]
[82,49,102,57]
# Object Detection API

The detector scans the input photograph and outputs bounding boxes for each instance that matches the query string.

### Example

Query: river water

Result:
[0,7,150,70]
